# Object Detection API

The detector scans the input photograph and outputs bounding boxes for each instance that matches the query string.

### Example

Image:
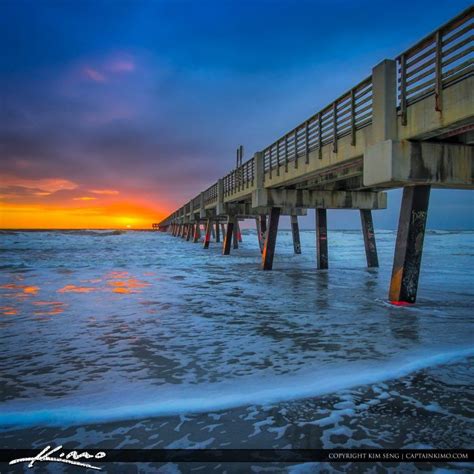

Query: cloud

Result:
[83,67,107,83]
[0,176,78,195]
[89,189,119,195]
[73,196,97,201]
[108,59,135,73]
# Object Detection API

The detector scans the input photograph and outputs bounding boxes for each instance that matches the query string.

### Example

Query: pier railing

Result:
[223,156,255,197]
[203,182,218,206]
[398,8,473,123]
[263,76,373,177]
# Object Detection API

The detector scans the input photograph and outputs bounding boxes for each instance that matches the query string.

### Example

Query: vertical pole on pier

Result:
[182,223,187,239]
[360,210,378,267]
[193,222,201,242]
[291,215,302,254]
[215,222,220,243]
[221,223,226,237]
[186,223,192,242]
[203,219,212,249]
[177,224,182,237]
[211,223,216,240]
[316,209,328,269]
[223,217,234,255]
[262,207,280,270]
[389,185,430,304]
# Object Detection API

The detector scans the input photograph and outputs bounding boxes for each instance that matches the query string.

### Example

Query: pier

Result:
[157,8,473,304]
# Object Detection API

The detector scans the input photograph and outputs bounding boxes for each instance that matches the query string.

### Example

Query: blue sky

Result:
[1,0,472,228]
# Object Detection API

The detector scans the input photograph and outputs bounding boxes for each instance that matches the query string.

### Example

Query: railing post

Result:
[276,143,280,176]
[350,89,356,146]
[435,31,443,112]
[305,121,310,164]
[317,113,322,160]
[217,178,225,215]
[294,129,298,168]
[399,54,407,126]
[372,59,397,143]
[255,152,264,189]
[199,192,205,220]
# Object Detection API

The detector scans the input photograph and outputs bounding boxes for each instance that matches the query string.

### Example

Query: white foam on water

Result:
[1,346,473,428]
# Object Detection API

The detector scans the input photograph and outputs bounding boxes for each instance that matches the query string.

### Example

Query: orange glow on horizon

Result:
[0,201,169,229]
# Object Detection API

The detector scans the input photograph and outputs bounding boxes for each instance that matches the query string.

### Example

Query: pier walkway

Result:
[156,8,474,304]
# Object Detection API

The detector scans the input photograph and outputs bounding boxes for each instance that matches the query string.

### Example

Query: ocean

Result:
[0,228,473,472]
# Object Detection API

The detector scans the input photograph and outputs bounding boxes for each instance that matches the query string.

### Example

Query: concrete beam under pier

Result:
[364,141,474,189]
[252,189,387,210]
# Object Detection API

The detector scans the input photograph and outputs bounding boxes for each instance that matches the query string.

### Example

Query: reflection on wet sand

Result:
[32,301,67,316]
[108,278,150,294]
[58,284,96,293]
[0,283,39,296]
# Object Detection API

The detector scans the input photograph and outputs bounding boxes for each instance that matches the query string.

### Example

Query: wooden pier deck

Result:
[157,7,474,304]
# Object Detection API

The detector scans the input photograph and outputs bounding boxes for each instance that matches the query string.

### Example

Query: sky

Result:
[1,0,473,229]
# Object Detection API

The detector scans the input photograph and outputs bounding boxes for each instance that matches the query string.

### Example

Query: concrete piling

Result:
[215,222,220,243]
[316,209,328,269]
[203,219,212,249]
[262,207,280,270]
[186,223,193,241]
[232,220,239,249]
[193,222,201,242]
[291,215,301,254]
[389,185,431,304]
[237,221,243,243]
[256,215,267,254]
[360,210,378,267]
[223,217,234,255]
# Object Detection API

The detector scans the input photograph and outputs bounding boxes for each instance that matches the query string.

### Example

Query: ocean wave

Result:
[55,230,125,237]
[1,347,472,428]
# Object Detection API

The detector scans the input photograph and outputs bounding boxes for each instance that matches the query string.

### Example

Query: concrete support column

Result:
[232,220,239,249]
[203,219,212,249]
[211,223,216,239]
[262,207,280,270]
[316,209,328,269]
[255,215,267,253]
[215,222,220,243]
[389,185,431,304]
[193,221,201,243]
[237,221,243,242]
[291,215,301,254]
[360,210,378,267]
[223,216,235,255]
[186,223,193,242]
[182,223,188,239]
[221,223,226,236]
